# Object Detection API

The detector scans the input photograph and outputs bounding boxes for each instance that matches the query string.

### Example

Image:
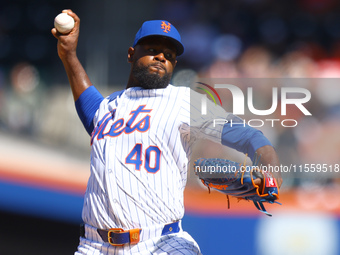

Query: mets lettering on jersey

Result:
[90,105,152,144]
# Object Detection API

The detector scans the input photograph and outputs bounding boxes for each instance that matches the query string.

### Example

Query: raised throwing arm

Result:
[51,9,92,101]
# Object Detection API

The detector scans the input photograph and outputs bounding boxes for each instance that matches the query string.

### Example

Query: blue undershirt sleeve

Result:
[75,86,104,135]
[221,123,272,160]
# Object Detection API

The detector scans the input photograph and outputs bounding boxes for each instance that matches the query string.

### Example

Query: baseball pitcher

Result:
[52,9,282,255]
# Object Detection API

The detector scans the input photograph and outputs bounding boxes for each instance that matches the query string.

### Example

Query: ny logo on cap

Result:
[161,21,171,33]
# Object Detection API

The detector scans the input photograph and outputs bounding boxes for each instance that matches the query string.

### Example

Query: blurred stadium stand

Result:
[1,0,340,254]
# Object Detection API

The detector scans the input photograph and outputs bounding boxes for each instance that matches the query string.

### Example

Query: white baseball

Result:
[54,13,75,34]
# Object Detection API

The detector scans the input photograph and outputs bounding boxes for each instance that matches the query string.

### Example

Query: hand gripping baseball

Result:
[51,9,80,61]
[194,154,281,216]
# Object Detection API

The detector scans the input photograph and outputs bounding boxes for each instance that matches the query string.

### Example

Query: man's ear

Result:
[127,47,135,63]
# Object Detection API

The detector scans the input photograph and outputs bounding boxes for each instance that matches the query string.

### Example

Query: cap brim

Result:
[135,35,184,56]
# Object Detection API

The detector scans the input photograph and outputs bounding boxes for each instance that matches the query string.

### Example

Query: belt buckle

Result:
[107,228,125,247]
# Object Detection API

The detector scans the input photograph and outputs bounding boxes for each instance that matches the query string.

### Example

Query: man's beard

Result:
[132,63,172,89]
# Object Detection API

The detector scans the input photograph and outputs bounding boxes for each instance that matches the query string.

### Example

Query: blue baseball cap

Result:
[133,20,184,56]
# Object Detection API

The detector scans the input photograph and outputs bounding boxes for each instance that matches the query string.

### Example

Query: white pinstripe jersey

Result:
[82,85,227,231]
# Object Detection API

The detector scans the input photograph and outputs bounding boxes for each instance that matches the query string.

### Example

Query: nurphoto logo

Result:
[197,82,312,128]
